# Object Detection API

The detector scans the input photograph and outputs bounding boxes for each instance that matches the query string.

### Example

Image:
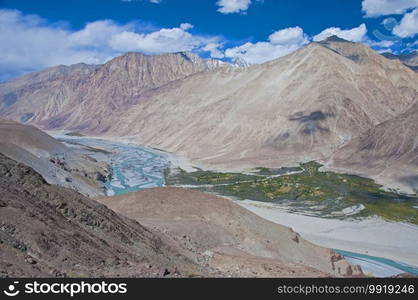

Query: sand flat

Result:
[236,199,418,268]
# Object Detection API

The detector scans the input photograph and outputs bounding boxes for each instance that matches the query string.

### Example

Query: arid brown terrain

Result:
[97,187,362,277]
[0,119,110,196]
[329,100,418,193]
[0,153,201,277]
[382,51,418,72]
[0,153,362,277]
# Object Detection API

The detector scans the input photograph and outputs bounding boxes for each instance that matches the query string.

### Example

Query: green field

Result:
[65,132,85,137]
[253,166,303,176]
[165,162,418,224]
[165,167,260,185]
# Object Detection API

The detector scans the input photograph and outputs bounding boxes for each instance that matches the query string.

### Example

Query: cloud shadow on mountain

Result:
[289,111,334,135]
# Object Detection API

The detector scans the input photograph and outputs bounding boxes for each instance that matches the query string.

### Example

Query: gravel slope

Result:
[0,119,110,196]
[0,154,202,277]
[97,187,363,277]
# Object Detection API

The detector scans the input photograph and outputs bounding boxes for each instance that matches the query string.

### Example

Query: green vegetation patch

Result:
[253,166,303,176]
[166,161,418,224]
[165,168,259,185]
[65,132,85,137]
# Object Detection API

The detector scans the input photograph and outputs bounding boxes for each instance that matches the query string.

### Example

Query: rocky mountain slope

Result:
[0,119,109,197]
[99,37,418,168]
[329,101,418,194]
[382,51,418,72]
[96,187,361,277]
[103,38,417,170]
[1,37,417,190]
[0,153,201,277]
[0,52,225,132]
[0,154,359,277]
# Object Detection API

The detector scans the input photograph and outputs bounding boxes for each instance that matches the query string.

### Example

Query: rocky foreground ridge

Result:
[0,119,110,196]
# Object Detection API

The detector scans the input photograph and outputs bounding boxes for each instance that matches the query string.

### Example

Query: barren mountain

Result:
[1,37,417,173]
[97,187,361,277]
[0,52,225,131]
[102,38,418,169]
[329,101,418,194]
[0,119,109,197]
[382,51,418,72]
[0,63,99,124]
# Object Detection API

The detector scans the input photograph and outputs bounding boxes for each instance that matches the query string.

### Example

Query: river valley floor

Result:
[50,133,418,277]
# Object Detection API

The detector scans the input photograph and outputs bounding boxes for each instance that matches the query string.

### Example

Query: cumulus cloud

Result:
[69,20,134,48]
[216,0,252,14]
[0,10,107,81]
[109,24,213,54]
[180,23,193,30]
[268,26,307,45]
[313,24,368,42]
[370,39,395,48]
[202,43,225,58]
[0,9,220,81]
[224,26,309,64]
[362,0,418,17]
[393,8,418,37]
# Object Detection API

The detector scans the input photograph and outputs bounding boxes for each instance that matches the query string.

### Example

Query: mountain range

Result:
[1,36,417,193]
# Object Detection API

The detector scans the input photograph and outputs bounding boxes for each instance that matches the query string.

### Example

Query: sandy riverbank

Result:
[236,199,418,268]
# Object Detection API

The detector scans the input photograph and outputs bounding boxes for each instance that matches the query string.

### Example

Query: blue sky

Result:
[0,0,417,81]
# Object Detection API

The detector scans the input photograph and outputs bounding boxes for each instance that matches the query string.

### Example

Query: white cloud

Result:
[216,0,252,14]
[109,25,212,54]
[268,26,307,45]
[68,20,134,48]
[0,9,221,81]
[393,8,418,37]
[180,23,193,30]
[370,39,395,47]
[376,47,393,54]
[224,27,309,64]
[202,43,225,58]
[0,10,106,81]
[362,0,418,17]
[313,24,368,42]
